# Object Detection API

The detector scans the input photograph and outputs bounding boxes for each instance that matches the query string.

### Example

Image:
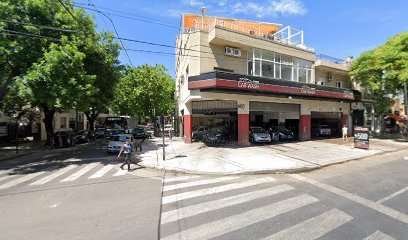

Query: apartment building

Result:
[175,13,365,145]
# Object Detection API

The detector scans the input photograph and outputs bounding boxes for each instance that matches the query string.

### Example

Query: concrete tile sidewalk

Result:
[139,137,408,174]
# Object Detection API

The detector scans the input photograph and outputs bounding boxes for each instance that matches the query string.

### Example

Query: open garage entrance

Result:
[311,112,341,138]
[191,100,237,143]
[249,102,300,141]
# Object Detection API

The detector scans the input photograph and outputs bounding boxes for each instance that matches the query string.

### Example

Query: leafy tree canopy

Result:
[112,65,175,119]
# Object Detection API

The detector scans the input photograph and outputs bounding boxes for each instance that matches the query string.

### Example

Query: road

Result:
[161,149,408,240]
[0,141,163,240]
[1,142,408,239]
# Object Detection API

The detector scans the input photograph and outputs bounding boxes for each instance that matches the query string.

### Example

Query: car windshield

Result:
[133,127,144,133]
[252,128,266,133]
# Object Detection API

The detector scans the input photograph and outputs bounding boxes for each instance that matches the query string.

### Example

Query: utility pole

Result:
[161,115,165,161]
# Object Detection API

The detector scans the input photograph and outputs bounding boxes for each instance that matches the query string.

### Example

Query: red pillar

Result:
[238,114,250,146]
[299,115,311,140]
[183,115,192,143]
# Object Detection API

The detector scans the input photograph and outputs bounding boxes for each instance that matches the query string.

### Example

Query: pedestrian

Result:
[342,125,348,142]
[117,140,133,171]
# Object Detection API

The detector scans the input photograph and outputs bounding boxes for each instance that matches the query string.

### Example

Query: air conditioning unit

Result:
[225,47,241,57]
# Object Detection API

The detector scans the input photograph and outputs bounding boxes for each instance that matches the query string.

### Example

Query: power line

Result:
[81,1,133,66]
[0,29,62,42]
[73,2,179,30]
[56,0,79,22]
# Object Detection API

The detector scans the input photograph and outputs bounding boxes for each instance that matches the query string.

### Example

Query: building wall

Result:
[315,69,351,89]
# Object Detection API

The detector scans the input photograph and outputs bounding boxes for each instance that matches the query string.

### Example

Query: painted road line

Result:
[60,163,99,182]
[112,168,128,177]
[0,174,14,183]
[161,194,319,240]
[162,177,275,205]
[363,231,395,240]
[0,171,45,190]
[163,176,240,192]
[377,186,408,204]
[30,165,78,185]
[161,184,294,224]
[291,174,408,224]
[261,208,353,240]
[164,175,201,183]
[88,164,116,179]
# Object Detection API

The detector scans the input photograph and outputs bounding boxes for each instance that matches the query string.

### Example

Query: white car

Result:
[250,127,272,143]
[107,134,133,153]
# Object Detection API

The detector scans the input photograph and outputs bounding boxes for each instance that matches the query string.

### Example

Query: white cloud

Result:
[184,0,205,7]
[233,0,306,18]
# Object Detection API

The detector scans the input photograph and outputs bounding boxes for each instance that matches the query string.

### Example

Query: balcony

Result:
[189,71,355,101]
[315,54,351,72]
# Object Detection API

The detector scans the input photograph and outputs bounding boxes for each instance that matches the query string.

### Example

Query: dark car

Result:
[269,127,295,141]
[74,130,90,144]
[192,126,208,142]
[131,127,147,139]
[203,128,226,145]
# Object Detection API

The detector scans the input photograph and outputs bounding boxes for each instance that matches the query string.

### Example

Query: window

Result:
[336,81,342,88]
[247,49,312,82]
[262,62,274,78]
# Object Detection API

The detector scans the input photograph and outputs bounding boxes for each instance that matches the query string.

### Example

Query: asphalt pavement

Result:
[0,141,163,240]
[1,141,408,239]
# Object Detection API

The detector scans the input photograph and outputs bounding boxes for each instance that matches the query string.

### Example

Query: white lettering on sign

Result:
[300,86,316,95]
[237,77,260,89]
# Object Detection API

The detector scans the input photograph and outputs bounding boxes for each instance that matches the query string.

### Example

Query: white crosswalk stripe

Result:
[161,184,294,224]
[163,176,240,192]
[60,163,99,182]
[0,174,14,183]
[88,164,115,179]
[161,194,318,240]
[261,208,353,240]
[363,231,395,240]
[164,175,200,183]
[113,168,129,177]
[30,165,78,185]
[162,177,275,205]
[0,171,45,190]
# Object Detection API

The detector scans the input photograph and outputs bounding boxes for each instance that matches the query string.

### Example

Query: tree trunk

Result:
[42,106,55,146]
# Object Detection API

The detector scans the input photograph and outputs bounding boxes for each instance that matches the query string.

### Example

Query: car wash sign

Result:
[354,127,369,149]
[237,77,260,89]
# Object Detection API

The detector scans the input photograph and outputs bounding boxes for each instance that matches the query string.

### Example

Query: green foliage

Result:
[350,32,408,115]
[112,65,175,118]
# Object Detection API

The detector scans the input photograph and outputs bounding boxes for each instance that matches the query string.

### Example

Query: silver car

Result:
[250,127,272,143]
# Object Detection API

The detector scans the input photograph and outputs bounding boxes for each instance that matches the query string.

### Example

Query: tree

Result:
[112,65,175,121]
[0,0,94,102]
[78,32,121,137]
[16,41,94,145]
[350,32,408,130]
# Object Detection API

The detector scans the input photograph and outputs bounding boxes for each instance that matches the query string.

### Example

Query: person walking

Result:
[342,125,348,142]
[117,140,133,171]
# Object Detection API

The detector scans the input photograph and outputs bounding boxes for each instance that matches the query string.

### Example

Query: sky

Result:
[74,0,408,76]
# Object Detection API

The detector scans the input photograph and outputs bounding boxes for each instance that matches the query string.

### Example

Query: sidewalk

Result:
[138,137,408,174]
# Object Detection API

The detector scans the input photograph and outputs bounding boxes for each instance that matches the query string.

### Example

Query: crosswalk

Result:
[160,175,398,240]
[0,162,134,190]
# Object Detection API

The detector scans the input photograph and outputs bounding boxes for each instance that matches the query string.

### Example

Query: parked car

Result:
[315,125,331,137]
[54,129,75,148]
[163,124,175,137]
[107,134,134,153]
[250,127,272,143]
[74,130,90,144]
[192,126,208,141]
[131,126,147,139]
[95,128,105,138]
[269,127,295,141]
[203,128,226,145]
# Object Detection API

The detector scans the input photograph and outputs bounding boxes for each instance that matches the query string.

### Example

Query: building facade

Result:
[176,14,361,145]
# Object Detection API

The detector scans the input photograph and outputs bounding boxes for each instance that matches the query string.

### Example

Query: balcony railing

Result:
[184,18,312,51]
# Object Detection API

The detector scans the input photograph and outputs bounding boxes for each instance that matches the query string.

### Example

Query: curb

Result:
[138,147,408,175]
